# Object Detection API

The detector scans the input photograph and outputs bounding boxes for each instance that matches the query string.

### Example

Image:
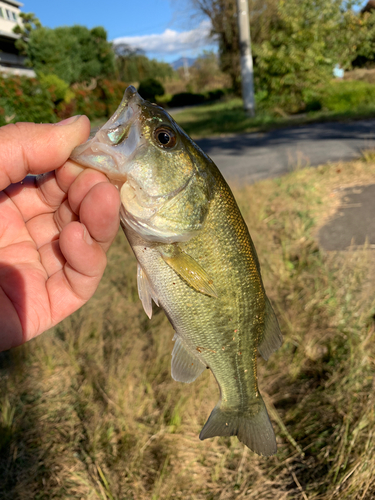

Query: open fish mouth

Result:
[70,86,144,181]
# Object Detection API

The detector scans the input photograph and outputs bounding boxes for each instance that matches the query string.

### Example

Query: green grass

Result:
[171,97,375,139]
[1,156,375,499]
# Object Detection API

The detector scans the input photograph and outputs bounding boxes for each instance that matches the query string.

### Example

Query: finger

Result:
[0,191,32,248]
[25,199,78,250]
[25,169,118,249]
[4,173,66,223]
[79,182,120,252]
[47,222,108,323]
[39,239,65,278]
[67,167,112,215]
[5,164,106,225]
[0,117,90,190]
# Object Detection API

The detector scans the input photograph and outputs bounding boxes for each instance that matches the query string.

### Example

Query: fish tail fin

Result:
[199,396,276,456]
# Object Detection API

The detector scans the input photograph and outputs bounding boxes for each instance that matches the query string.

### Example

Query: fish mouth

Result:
[70,85,144,181]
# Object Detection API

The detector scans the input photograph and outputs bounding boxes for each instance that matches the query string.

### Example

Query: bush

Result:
[168,92,206,108]
[207,89,225,101]
[38,73,75,104]
[100,79,129,115]
[0,75,56,126]
[320,80,375,113]
[0,75,130,125]
[137,78,165,102]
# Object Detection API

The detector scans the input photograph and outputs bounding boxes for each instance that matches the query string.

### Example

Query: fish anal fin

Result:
[199,396,277,456]
[171,335,206,383]
[258,297,283,361]
[160,246,218,298]
[137,263,159,319]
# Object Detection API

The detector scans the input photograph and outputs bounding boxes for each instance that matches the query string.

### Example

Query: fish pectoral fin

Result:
[137,263,159,319]
[171,335,207,383]
[160,246,218,298]
[258,297,283,361]
[199,396,277,456]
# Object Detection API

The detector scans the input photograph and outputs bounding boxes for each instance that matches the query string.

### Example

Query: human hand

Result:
[0,117,121,351]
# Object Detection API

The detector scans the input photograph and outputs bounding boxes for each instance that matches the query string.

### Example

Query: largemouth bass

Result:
[71,86,283,456]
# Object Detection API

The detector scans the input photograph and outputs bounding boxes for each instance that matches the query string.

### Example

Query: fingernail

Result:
[82,224,93,245]
[56,115,82,126]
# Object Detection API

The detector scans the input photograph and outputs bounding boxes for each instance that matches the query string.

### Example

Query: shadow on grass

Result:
[0,345,52,500]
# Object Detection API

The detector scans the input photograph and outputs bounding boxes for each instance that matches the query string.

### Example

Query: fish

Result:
[70,85,283,456]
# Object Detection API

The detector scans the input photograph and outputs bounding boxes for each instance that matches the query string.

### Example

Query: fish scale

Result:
[71,85,283,456]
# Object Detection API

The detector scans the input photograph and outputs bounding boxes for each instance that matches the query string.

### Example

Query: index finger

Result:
[0,116,91,190]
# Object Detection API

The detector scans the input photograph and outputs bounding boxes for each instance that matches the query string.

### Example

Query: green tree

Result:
[14,14,116,85]
[13,12,41,54]
[69,25,116,82]
[190,0,364,110]
[252,0,363,111]
[350,9,375,67]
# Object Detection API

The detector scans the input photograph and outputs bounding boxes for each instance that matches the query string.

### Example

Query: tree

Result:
[114,43,173,82]
[192,0,241,93]
[189,0,364,110]
[350,7,375,67]
[14,14,116,85]
[13,12,41,54]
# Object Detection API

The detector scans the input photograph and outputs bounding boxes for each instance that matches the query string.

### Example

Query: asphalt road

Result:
[195,119,375,184]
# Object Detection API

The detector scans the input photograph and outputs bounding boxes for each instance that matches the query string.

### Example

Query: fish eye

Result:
[154,127,176,149]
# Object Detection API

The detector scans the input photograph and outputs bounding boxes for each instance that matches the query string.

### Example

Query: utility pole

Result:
[236,0,255,116]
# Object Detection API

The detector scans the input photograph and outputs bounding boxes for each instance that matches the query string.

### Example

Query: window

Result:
[12,12,17,21]
[6,9,12,20]
[0,8,3,18]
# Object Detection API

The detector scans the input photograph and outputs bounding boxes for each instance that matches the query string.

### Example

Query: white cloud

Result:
[113,20,214,56]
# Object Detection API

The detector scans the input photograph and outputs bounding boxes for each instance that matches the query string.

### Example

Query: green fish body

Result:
[71,86,282,456]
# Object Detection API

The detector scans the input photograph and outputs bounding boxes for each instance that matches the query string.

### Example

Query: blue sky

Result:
[25,0,215,62]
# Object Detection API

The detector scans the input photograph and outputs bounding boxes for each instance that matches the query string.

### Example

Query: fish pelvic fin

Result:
[199,396,277,456]
[137,263,159,319]
[258,296,283,361]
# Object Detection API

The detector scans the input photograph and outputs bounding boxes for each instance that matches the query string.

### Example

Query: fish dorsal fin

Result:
[160,246,218,298]
[258,297,283,361]
[171,335,207,383]
[137,263,159,319]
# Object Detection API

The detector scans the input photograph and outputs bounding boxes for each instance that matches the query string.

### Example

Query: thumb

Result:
[0,116,91,190]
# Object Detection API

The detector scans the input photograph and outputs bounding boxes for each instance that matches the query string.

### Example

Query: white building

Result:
[0,0,35,77]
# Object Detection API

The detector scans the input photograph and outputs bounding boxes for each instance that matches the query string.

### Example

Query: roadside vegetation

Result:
[3,1,375,129]
[171,79,375,138]
[1,154,375,499]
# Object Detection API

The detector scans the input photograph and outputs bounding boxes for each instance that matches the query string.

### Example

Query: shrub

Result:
[320,80,375,113]
[38,73,75,104]
[0,75,55,126]
[137,78,165,102]
[168,92,206,108]
[56,80,128,121]
[100,79,128,115]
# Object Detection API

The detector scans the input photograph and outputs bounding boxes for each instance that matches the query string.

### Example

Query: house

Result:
[0,0,35,76]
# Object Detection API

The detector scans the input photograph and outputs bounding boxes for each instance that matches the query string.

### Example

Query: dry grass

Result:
[1,156,375,499]
[344,68,375,85]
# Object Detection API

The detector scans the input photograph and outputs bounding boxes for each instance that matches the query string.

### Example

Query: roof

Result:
[1,0,24,7]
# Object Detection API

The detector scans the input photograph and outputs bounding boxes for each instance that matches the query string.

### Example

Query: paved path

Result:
[195,119,375,184]
[194,119,375,251]
[318,184,375,251]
